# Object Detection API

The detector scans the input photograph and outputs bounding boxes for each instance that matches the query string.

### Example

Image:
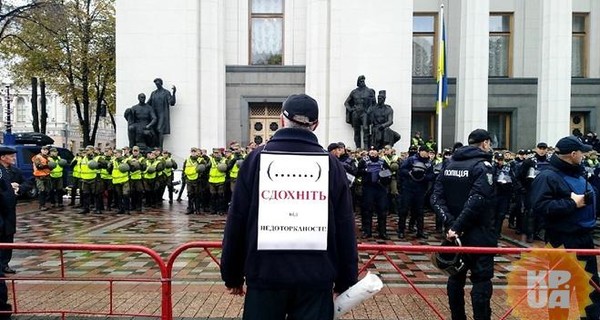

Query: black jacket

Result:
[221,128,358,293]
[430,146,497,247]
[530,154,595,234]
[0,165,30,235]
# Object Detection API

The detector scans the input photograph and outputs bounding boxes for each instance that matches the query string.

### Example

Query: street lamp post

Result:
[3,80,15,145]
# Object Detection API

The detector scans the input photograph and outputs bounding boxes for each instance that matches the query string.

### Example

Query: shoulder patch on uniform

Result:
[487,173,493,185]
[483,161,492,167]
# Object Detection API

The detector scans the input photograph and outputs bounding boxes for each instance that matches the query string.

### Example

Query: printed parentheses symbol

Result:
[267,161,274,181]
[315,162,321,182]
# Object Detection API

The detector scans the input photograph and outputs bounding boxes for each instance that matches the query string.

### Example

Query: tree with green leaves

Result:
[1,0,115,146]
[0,0,46,44]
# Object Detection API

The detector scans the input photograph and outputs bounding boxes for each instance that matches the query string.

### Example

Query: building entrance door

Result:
[249,103,282,145]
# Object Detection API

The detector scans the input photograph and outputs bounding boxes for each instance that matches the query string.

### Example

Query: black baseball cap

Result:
[517,149,527,155]
[467,129,492,144]
[536,142,548,149]
[282,94,319,125]
[554,136,593,154]
[418,146,430,152]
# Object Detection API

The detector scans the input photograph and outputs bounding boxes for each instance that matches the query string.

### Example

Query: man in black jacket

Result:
[530,136,600,319]
[0,145,33,318]
[431,129,497,320]
[221,94,358,320]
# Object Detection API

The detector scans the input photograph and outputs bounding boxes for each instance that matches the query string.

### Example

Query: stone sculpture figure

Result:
[370,90,401,150]
[147,78,176,149]
[125,93,158,149]
[344,75,376,149]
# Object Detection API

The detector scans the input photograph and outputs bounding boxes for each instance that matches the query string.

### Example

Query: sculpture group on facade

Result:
[125,78,176,149]
[344,75,401,149]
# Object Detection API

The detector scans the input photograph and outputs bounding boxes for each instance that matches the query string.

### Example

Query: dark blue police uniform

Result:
[431,144,497,320]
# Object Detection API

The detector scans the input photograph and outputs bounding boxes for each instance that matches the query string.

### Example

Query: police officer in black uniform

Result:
[431,129,497,320]
[397,145,434,239]
[493,153,520,238]
[358,147,392,240]
[518,142,550,242]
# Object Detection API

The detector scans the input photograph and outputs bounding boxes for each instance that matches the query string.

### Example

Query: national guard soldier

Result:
[32,145,52,211]
[397,145,434,239]
[518,142,550,242]
[109,149,130,214]
[182,147,203,214]
[78,146,98,214]
[92,147,110,214]
[97,147,114,211]
[69,150,83,206]
[48,147,66,209]
[509,149,527,232]
[382,145,400,216]
[127,146,145,212]
[430,129,496,320]
[358,147,392,240]
[143,150,160,208]
[208,148,228,215]
[227,143,245,194]
[161,150,177,204]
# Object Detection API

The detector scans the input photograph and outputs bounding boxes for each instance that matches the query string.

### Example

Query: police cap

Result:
[555,136,593,154]
[0,145,17,156]
[467,129,491,144]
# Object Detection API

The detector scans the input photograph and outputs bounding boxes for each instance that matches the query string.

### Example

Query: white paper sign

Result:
[257,152,329,250]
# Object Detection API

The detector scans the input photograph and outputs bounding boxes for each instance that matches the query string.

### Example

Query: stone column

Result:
[454,0,489,143]
[198,0,227,149]
[305,0,413,150]
[536,0,572,144]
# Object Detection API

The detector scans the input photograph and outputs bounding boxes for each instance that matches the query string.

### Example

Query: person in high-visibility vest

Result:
[182,147,203,214]
[127,146,146,212]
[97,147,114,212]
[207,148,227,215]
[78,146,98,214]
[109,148,130,215]
[143,150,160,208]
[48,147,65,208]
[32,145,52,211]
[161,150,177,204]
[69,150,83,206]
[226,144,245,194]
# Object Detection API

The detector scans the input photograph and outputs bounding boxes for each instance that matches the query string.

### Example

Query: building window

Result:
[16,97,26,123]
[413,14,436,77]
[488,112,511,150]
[250,0,283,65]
[489,14,512,77]
[572,13,587,78]
[411,111,436,143]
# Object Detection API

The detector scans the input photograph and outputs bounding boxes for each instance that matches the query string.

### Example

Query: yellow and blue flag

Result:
[436,17,448,113]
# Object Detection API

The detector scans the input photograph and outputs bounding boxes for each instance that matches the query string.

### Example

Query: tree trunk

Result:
[30,77,39,132]
[40,79,47,134]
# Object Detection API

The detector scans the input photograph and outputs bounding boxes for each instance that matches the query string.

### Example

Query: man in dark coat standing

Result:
[0,145,32,318]
[221,94,358,320]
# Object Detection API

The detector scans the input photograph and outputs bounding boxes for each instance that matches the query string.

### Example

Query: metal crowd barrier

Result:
[0,243,168,320]
[2,242,600,319]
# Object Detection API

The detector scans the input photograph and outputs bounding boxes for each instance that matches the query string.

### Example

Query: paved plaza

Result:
[5,198,597,320]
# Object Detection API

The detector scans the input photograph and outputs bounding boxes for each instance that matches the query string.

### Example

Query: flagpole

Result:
[436,3,445,155]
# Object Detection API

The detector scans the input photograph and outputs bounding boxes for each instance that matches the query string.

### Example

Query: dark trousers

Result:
[398,190,426,234]
[494,192,511,237]
[447,254,494,320]
[0,234,14,269]
[243,287,333,320]
[361,184,388,237]
[547,232,600,319]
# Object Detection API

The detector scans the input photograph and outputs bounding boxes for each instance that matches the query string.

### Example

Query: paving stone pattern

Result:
[7,200,595,319]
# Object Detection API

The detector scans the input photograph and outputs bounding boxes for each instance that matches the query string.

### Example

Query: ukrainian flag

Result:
[436,17,448,114]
